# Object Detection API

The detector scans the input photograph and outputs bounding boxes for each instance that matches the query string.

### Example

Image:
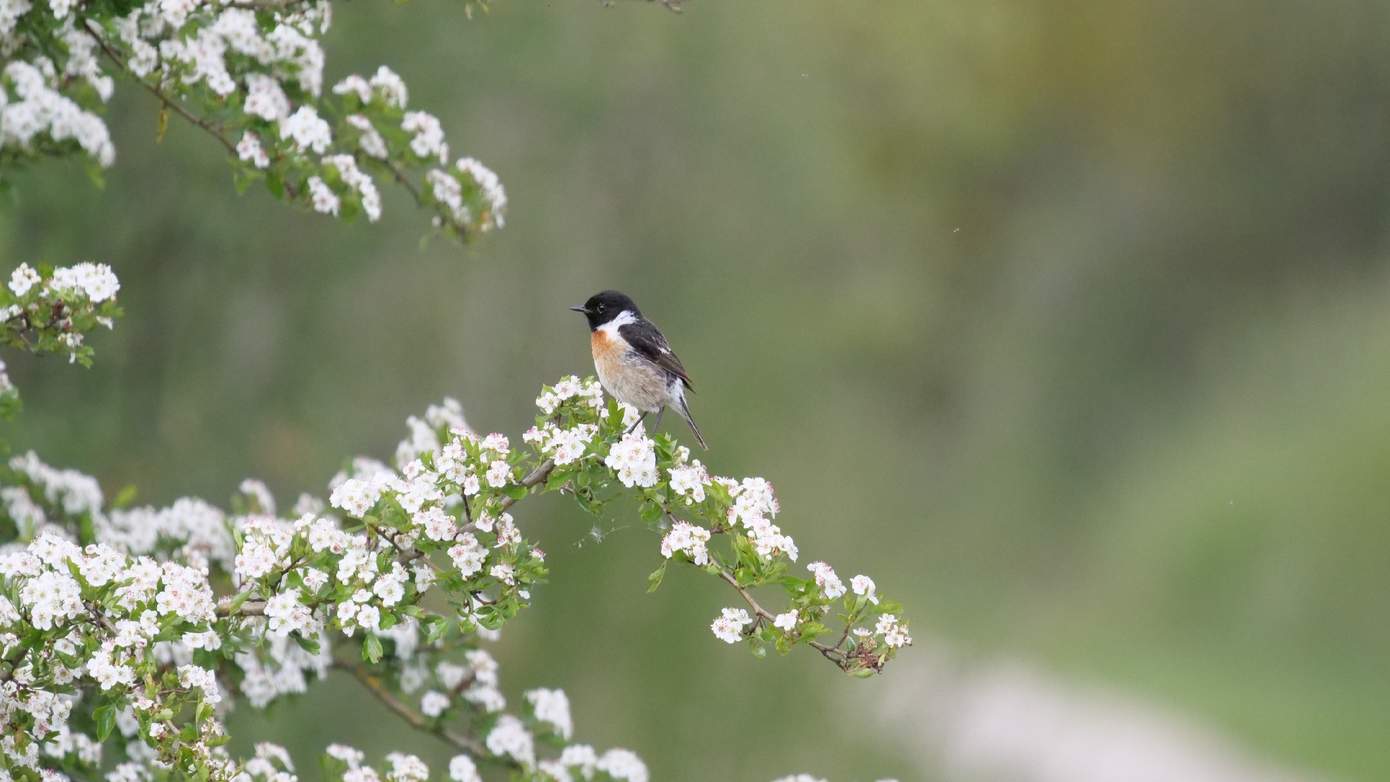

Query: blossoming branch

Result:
[0,262,910,781]
[1,0,507,239]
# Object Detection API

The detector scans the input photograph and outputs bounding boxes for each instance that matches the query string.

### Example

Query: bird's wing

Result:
[620,320,694,391]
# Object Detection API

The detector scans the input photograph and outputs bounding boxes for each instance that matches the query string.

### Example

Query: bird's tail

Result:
[676,395,708,450]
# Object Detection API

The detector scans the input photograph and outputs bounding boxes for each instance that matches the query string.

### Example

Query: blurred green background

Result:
[4,0,1390,778]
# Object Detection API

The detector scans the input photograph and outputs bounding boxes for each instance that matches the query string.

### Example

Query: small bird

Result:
[570,290,708,449]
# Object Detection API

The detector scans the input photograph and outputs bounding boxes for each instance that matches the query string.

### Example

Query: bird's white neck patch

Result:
[597,310,637,337]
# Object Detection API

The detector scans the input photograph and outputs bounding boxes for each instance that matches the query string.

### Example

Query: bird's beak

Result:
[568,305,588,314]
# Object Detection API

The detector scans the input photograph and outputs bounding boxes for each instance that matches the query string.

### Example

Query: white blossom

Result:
[279,105,332,154]
[773,611,798,632]
[485,715,535,767]
[850,574,878,604]
[596,749,648,782]
[604,428,658,488]
[419,690,449,718]
[447,756,480,782]
[660,521,710,566]
[710,607,752,644]
[525,688,573,740]
[8,263,40,296]
[237,132,271,169]
[807,561,845,600]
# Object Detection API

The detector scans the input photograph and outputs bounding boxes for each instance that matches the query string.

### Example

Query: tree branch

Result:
[81,21,238,159]
[496,458,555,512]
[221,0,318,10]
[716,568,850,670]
[373,157,471,242]
[333,661,512,768]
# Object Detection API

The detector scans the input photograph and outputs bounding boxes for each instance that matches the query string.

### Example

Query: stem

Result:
[334,661,513,768]
[81,22,239,159]
[374,157,470,241]
[496,459,554,512]
[716,569,849,669]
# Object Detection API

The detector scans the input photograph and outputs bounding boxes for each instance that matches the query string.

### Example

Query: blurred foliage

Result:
[5,0,1390,778]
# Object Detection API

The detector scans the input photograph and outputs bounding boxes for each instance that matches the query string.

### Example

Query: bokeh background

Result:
[4,0,1390,779]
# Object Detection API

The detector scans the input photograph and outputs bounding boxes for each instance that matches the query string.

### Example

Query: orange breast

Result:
[591,330,623,373]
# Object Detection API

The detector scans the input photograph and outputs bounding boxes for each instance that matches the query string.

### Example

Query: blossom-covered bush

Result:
[0,0,508,239]
[0,262,910,781]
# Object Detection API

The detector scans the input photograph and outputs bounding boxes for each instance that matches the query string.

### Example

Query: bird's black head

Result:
[569,290,639,330]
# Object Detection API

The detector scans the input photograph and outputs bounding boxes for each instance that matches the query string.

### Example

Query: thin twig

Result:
[375,157,469,241]
[333,661,511,767]
[496,459,554,512]
[376,524,450,579]
[716,569,848,669]
[222,0,317,10]
[82,22,238,158]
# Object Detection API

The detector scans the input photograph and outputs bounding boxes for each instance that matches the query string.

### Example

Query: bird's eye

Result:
[595,303,606,313]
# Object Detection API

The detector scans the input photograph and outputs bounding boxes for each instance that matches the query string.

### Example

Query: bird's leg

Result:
[652,407,666,433]
[626,412,648,435]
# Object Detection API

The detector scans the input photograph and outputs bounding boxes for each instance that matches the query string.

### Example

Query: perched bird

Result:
[570,290,708,449]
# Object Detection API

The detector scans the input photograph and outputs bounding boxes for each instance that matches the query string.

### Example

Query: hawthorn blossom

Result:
[807,561,846,600]
[419,690,450,718]
[711,607,753,644]
[9,263,39,295]
[774,611,799,632]
[851,574,879,604]
[668,459,710,503]
[874,614,912,649]
[526,688,574,740]
[447,756,481,782]
[47,261,120,303]
[280,106,332,154]
[604,428,658,488]
[485,715,535,767]
[448,534,487,577]
[308,176,340,216]
[402,111,448,163]
[660,521,710,565]
[596,749,648,782]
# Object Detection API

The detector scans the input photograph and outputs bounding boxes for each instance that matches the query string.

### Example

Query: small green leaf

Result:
[362,634,383,664]
[646,561,668,593]
[112,484,138,509]
[293,633,321,655]
[93,703,115,741]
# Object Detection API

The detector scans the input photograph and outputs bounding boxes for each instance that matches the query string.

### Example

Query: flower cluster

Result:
[0,0,504,240]
[0,261,122,419]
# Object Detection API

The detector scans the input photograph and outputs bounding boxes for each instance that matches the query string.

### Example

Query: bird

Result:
[570,290,708,449]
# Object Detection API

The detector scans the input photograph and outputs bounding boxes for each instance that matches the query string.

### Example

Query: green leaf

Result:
[646,561,668,593]
[544,468,571,491]
[362,634,383,664]
[293,633,321,655]
[111,484,138,509]
[93,703,115,741]
[639,500,664,523]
